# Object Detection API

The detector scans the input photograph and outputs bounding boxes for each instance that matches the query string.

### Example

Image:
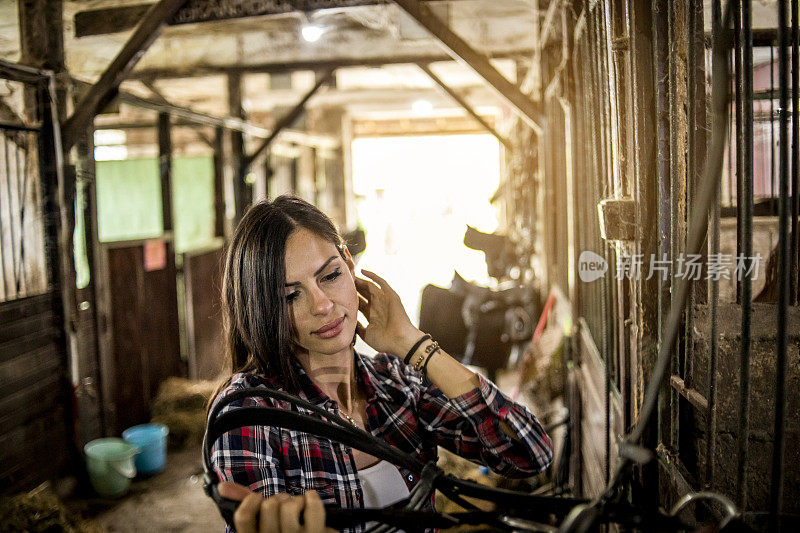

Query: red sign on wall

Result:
[144,239,167,272]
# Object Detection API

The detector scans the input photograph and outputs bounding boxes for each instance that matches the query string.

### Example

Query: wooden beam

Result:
[245,70,334,167]
[417,63,512,151]
[141,79,171,105]
[71,77,270,136]
[128,50,531,80]
[212,126,225,239]
[74,0,453,37]
[228,72,248,225]
[392,0,543,133]
[61,0,189,152]
[158,112,174,232]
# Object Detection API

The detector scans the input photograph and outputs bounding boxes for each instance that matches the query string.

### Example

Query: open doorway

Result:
[350,133,502,334]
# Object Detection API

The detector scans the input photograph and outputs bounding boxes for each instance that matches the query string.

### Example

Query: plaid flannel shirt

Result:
[209,351,553,532]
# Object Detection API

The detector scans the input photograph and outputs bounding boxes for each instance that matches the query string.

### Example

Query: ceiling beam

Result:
[75,0,443,37]
[417,63,512,151]
[392,0,543,134]
[71,77,270,136]
[245,70,334,167]
[61,0,189,152]
[127,50,531,80]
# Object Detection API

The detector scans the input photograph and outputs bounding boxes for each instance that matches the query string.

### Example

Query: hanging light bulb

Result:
[301,24,325,42]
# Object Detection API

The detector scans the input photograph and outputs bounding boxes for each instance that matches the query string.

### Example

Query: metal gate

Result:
[503,0,799,528]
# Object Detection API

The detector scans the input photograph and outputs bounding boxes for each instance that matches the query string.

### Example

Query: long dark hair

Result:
[221,195,345,393]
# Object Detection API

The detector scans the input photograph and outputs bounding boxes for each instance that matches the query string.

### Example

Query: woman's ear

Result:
[342,245,356,276]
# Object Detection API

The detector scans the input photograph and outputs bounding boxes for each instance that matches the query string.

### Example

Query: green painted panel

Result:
[95,156,216,253]
[96,158,162,242]
[172,156,215,253]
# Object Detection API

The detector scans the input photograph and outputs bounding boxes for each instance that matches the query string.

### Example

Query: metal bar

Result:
[157,112,173,233]
[685,0,698,391]
[652,0,672,452]
[728,73,734,207]
[705,34,721,483]
[392,0,543,133]
[61,0,189,151]
[599,1,614,488]
[772,45,776,200]
[792,0,800,305]
[734,0,743,303]
[770,0,791,525]
[418,63,513,150]
[246,70,334,167]
[735,0,754,512]
[667,0,680,452]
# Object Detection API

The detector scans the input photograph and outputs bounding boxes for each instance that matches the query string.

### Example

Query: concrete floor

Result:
[69,443,225,532]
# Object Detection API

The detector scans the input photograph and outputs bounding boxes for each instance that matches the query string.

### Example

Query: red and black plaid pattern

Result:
[209,352,553,532]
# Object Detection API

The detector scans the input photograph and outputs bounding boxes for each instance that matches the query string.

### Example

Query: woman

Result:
[209,196,553,533]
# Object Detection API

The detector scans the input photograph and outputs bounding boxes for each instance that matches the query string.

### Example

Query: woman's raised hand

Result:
[218,482,335,533]
[354,270,422,357]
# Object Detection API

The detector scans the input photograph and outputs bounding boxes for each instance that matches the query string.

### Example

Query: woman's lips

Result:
[313,316,345,339]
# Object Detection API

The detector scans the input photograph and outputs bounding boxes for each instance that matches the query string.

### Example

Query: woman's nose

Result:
[309,287,334,315]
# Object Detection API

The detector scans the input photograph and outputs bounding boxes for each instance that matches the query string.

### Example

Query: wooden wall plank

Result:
[184,246,224,380]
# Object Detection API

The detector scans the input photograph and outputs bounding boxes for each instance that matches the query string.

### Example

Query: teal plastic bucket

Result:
[122,424,168,475]
[84,438,139,497]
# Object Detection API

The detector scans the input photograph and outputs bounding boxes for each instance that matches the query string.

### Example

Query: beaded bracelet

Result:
[421,346,440,378]
[413,340,439,372]
[404,334,431,364]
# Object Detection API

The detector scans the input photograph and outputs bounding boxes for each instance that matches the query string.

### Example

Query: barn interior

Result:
[1,0,799,531]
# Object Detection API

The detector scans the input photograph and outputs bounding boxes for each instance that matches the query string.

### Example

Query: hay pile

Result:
[0,484,102,533]
[150,377,219,449]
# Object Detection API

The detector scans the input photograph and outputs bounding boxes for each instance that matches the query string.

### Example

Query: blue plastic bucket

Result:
[122,423,169,475]
[84,438,139,497]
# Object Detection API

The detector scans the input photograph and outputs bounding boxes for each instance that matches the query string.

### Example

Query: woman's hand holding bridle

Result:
[354,270,422,358]
[219,482,335,533]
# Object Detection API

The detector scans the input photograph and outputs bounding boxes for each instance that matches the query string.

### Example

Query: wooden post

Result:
[19,0,82,470]
[158,112,174,233]
[212,126,226,238]
[18,0,66,120]
[228,73,248,225]
[264,157,273,201]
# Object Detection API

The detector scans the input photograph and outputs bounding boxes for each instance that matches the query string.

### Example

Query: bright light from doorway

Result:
[411,99,434,115]
[93,129,128,161]
[351,134,501,339]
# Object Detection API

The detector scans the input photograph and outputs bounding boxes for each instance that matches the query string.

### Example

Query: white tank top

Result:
[358,460,411,509]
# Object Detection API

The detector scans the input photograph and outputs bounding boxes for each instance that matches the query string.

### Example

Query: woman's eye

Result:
[322,269,342,282]
[285,292,299,303]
